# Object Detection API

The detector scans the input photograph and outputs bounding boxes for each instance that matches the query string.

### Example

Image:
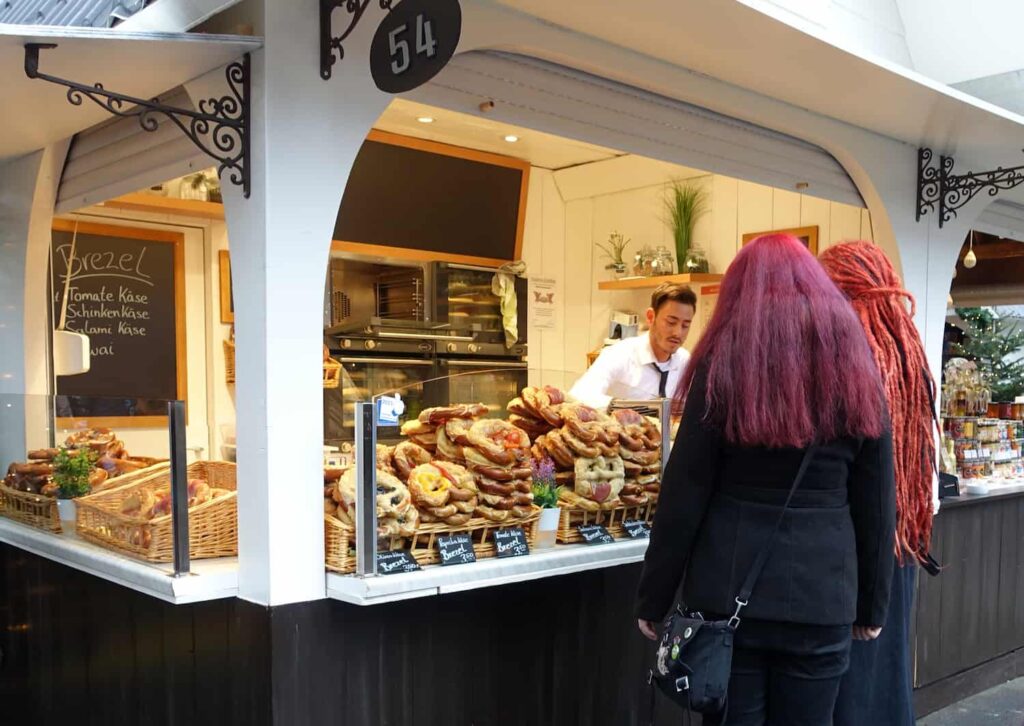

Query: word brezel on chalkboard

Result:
[436,533,476,566]
[493,527,529,558]
[622,520,652,539]
[577,524,615,545]
[376,550,421,574]
[51,220,185,422]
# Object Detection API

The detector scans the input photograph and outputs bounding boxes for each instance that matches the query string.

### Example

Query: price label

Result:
[376,550,420,575]
[577,524,615,545]
[437,533,476,566]
[370,0,462,93]
[623,520,652,539]
[493,527,529,558]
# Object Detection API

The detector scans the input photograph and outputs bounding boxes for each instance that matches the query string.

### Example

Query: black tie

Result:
[651,363,668,397]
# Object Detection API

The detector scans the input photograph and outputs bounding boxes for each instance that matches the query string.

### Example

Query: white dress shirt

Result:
[569,333,691,409]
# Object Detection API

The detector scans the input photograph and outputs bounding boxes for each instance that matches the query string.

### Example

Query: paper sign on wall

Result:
[529,277,558,330]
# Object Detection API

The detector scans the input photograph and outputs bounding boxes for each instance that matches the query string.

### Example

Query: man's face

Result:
[646,300,695,357]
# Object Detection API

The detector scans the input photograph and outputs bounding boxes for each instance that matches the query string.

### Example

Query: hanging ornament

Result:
[963,230,978,269]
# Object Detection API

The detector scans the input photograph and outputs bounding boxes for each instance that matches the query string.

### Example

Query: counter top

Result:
[0,518,238,604]
[940,480,1024,510]
[327,538,649,605]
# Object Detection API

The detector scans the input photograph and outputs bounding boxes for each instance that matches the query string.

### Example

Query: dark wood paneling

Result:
[0,544,271,726]
[914,646,1024,717]
[915,495,1024,690]
[268,565,694,726]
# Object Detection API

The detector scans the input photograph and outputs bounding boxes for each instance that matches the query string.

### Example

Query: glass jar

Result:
[683,247,710,274]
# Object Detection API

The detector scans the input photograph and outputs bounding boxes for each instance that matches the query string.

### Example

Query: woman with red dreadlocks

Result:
[821,241,938,726]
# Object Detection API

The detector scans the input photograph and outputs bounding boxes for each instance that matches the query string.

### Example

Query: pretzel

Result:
[511,505,535,519]
[543,385,567,405]
[620,447,660,466]
[512,491,535,506]
[477,478,515,496]
[400,419,435,437]
[506,397,534,418]
[476,505,511,523]
[444,512,472,526]
[558,489,600,512]
[522,387,563,427]
[418,403,489,425]
[435,425,465,461]
[432,460,476,490]
[376,444,396,474]
[541,429,575,470]
[612,409,646,451]
[479,492,515,510]
[427,504,458,519]
[444,418,475,445]
[452,497,477,514]
[465,457,516,481]
[508,413,551,438]
[407,463,452,508]
[391,441,431,481]
[467,419,530,466]
[560,427,601,458]
[407,432,437,450]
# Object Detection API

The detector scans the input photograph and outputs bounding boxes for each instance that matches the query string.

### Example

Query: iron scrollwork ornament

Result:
[24,43,250,198]
[917,146,1024,227]
[321,0,394,80]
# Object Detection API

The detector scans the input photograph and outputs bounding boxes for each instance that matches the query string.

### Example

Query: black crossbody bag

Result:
[648,446,816,719]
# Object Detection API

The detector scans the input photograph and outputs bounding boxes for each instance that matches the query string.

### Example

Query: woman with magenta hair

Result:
[635,234,896,725]
[821,241,939,726]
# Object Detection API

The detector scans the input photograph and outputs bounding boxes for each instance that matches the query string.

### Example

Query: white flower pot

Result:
[534,507,562,549]
[56,498,76,531]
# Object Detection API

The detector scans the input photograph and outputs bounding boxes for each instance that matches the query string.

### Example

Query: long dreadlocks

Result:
[820,241,936,564]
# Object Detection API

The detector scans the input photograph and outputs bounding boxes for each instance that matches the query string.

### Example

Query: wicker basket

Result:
[407,508,542,565]
[323,359,342,389]
[0,484,60,533]
[556,501,653,543]
[223,339,236,384]
[76,461,237,562]
[324,515,355,574]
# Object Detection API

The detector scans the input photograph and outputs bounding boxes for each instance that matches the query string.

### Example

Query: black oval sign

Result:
[370,0,462,94]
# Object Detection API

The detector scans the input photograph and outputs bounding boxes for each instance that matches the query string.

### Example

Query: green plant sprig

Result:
[596,231,631,266]
[52,447,96,499]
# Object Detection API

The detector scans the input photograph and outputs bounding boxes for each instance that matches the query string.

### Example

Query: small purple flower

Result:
[531,456,556,487]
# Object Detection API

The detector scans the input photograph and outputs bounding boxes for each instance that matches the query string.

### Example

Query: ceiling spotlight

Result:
[416,116,434,124]
[504,134,519,143]
[964,230,978,269]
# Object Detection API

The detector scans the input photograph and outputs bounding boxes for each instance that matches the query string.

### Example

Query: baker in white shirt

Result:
[570,283,696,409]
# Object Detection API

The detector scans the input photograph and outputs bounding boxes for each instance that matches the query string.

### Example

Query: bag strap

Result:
[728,444,815,628]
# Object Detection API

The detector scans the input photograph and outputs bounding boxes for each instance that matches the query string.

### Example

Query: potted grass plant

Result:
[664,180,709,273]
[531,457,563,549]
[596,231,631,278]
[52,447,94,528]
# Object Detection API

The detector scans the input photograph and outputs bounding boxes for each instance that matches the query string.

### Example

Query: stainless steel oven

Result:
[433,262,528,348]
[436,357,529,418]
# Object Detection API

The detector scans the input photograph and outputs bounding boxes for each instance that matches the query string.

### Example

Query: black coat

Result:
[636,367,897,628]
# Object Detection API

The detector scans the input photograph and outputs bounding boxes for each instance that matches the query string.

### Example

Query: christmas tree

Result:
[953,307,1024,402]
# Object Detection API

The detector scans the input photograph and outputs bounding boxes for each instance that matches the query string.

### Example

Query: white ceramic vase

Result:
[56,498,76,531]
[534,507,561,549]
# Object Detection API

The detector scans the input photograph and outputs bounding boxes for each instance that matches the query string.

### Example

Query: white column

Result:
[188,3,390,605]
[0,144,68,463]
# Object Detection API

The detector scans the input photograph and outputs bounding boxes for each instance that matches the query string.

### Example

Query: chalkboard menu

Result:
[334,131,529,262]
[51,220,185,423]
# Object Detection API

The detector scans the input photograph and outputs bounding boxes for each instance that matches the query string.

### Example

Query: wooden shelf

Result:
[597,273,723,291]
[102,193,225,220]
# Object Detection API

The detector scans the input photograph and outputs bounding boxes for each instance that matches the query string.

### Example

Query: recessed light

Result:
[504,134,519,143]
[417,116,434,124]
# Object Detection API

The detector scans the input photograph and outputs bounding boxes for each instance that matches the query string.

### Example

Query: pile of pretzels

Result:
[324,466,419,539]
[610,409,663,506]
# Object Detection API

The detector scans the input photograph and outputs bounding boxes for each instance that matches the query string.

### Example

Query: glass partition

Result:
[322,367,672,577]
[0,394,230,574]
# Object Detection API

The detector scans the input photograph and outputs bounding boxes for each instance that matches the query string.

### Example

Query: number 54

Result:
[389,14,438,74]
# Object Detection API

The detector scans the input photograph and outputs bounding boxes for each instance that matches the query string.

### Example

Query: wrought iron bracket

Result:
[917,146,1024,227]
[25,43,250,198]
[320,0,392,80]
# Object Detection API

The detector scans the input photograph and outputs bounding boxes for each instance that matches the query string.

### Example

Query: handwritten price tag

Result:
[376,550,421,575]
[493,527,529,558]
[623,520,651,539]
[577,524,615,545]
[437,533,476,566]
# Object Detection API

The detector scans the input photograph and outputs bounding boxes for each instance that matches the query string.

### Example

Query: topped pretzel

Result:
[522,387,563,427]
[466,419,531,466]
[418,403,489,425]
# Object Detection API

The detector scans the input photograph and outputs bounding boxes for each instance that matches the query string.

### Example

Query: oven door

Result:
[437,358,529,417]
[324,356,435,446]
[433,263,527,346]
